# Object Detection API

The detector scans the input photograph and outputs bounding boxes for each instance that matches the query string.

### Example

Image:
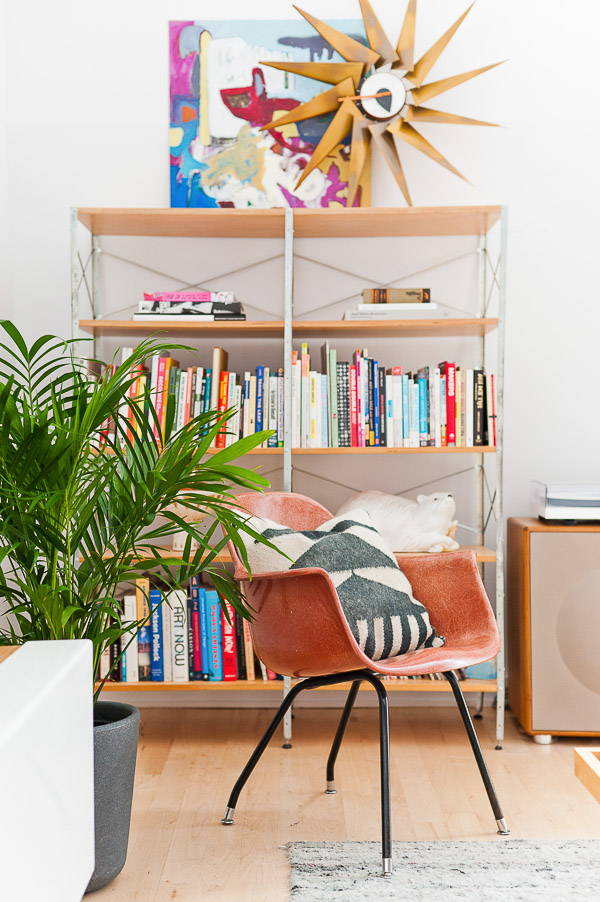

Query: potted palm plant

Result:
[0,321,272,892]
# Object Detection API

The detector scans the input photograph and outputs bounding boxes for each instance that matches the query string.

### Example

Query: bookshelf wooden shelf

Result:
[79,318,498,340]
[99,677,497,694]
[72,204,506,733]
[77,205,502,240]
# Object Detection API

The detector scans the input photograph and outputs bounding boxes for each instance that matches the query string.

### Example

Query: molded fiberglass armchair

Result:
[221,492,509,876]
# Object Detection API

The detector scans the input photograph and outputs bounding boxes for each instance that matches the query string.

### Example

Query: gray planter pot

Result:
[86,701,140,894]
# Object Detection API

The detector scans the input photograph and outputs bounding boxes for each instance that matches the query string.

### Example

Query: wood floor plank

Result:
[92,707,600,901]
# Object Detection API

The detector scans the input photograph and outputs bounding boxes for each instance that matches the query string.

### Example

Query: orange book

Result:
[215,371,230,448]
[160,357,179,442]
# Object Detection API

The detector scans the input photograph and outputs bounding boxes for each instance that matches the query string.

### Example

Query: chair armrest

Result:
[238,567,367,679]
[397,550,499,646]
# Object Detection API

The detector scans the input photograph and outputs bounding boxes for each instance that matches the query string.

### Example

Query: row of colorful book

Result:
[213,345,496,449]
[109,344,496,450]
[100,577,277,683]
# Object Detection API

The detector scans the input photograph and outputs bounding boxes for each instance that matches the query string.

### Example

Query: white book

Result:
[99,647,111,680]
[392,372,403,447]
[355,302,438,312]
[248,376,257,435]
[122,595,139,684]
[243,371,251,437]
[262,367,270,448]
[486,372,496,446]
[402,374,410,447]
[268,374,277,445]
[168,590,189,683]
[177,370,187,432]
[193,367,204,418]
[385,374,394,448]
[433,366,442,447]
[162,600,173,682]
[232,383,242,445]
[321,373,328,448]
[291,356,299,448]
[466,368,474,447]
[309,371,318,448]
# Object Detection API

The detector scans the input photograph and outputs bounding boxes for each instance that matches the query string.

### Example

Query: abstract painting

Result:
[169,19,369,209]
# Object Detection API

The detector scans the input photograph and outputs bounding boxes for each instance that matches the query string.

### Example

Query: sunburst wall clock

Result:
[261,0,503,206]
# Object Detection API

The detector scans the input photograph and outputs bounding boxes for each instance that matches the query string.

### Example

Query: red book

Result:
[441,362,456,446]
[215,371,230,448]
[221,599,237,681]
[349,364,358,447]
[266,668,278,680]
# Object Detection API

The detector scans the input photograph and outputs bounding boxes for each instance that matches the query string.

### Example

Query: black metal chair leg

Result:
[443,670,510,835]
[362,674,392,877]
[221,677,308,825]
[325,680,362,793]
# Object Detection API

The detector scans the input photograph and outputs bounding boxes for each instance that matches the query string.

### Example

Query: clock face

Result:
[358,71,407,121]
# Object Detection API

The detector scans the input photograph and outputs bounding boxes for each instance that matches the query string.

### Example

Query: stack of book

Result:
[133,291,246,322]
[102,576,281,684]
[102,345,496,449]
[343,287,448,321]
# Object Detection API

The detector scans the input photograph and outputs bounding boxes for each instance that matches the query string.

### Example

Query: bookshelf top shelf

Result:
[79,318,498,339]
[76,206,502,239]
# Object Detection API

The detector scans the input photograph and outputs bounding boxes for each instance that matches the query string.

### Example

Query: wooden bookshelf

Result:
[99,677,497,693]
[79,318,498,339]
[77,205,502,240]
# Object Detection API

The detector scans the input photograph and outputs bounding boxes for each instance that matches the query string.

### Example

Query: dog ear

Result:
[416,494,427,504]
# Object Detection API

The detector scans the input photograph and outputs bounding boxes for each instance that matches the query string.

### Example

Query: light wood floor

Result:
[94,706,600,901]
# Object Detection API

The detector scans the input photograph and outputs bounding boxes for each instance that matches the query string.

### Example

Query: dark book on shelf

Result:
[234,611,247,680]
[337,361,352,447]
[378,366,387,447]
[474,368,486,445]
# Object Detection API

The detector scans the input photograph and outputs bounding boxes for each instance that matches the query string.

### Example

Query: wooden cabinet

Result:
[508,517,600,738]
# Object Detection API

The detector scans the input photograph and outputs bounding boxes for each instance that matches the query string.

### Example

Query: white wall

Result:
[2,0,600,525]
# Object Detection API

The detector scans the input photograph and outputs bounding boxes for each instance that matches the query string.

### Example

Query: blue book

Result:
[198,586,210,679]
[203,369,212,413]
[255,365,264,432]
[373,359,380,446]
[205,589,223,681]
[417,372,428,446]
[149,589,163,681]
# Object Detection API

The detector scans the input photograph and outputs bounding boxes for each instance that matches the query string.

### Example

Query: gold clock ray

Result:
[260,0,504,206]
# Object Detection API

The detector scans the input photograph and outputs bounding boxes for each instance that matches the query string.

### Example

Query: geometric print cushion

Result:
[240,509,445,661]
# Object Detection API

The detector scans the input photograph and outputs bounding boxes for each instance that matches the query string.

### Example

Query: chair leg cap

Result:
[382,858,392,877]
[325,780,336,794]
[496,817,510,835]
[221,806,235,825]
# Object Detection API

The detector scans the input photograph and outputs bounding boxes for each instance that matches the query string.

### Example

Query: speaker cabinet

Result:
[508,517,600,736]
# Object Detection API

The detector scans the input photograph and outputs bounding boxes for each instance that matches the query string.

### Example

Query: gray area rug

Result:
[287,840,600,901]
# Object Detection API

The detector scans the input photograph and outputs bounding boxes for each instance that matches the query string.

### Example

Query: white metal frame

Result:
[70,206,508,747]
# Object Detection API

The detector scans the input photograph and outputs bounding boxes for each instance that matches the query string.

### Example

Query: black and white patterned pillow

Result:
[241,509,445,661]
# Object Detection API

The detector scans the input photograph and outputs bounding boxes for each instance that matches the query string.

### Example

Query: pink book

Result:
[445,362,457,446]
[143,291,230,303]
[349,364,358,447]
[221,600,237,681]
[153,358,166,441]
[353,350,363,447]
[184,366,194,424]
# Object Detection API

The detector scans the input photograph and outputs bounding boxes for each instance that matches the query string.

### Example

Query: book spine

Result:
[190,576,203,679]
[232,382,242,445]
[268,373,278,447]
[309,371,317,448]
[248,375,257,436]
[225,372,236,446]
[277,367,284,447]
[337,362,351,447]
[329,348,338,447]
[255,365,264,434]
[301,343,309,448]
[410,377,420,447]
[109,633,121,682]
[440,371,447,447]
[466,368,474,447]
[385,373,394,448]
[188,367,197,423]
[261,367,270,447]
[373,359,381,446]
[122,595,139,683]
[169,591,189,682]
[320,373,328,448]
[176,368,187,432]
[433,366,442,447]
[154,358,166,442]
[184,366,194,425]
[392,368,403,448]
[234,611,247,680]
[136,577,151,681]
[354,351,363,447]
[377,364,386,447]
[401,373,410,447]
[418,373,428,446]
[216,371,230,448]
[186,596,195,680]
[486,373,496,446]
[367,358,375,446]
[204,369,212,414]
[198,587,210,680]
[243,371,251,438]
[161,359,174,439]
[243,620,255,681]
[458,367,466,447]
[221,600,238,681]
[162,596,173,682]
[474,368,485,445]
[99,647,111,680]
[291,351,298,448]
[206,591,223,681]
[349,364,358,447]
[150,590,163,681]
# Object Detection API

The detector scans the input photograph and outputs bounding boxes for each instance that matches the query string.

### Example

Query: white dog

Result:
[336,491,459,553]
